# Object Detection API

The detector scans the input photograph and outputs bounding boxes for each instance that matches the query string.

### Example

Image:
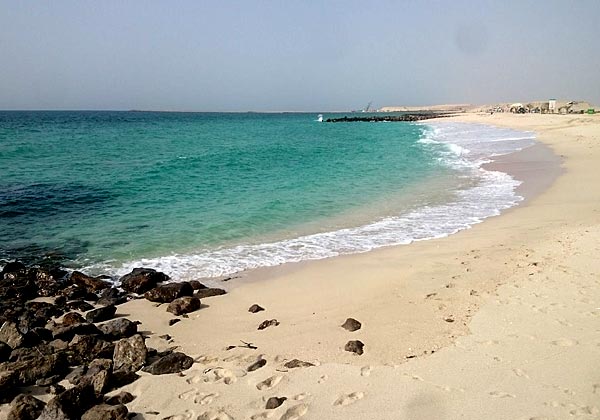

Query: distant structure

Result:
[505,99,594,114]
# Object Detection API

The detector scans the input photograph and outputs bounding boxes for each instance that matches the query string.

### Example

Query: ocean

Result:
[0,111,535,281]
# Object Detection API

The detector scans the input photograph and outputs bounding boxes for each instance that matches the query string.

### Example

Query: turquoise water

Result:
[0,111,458,275]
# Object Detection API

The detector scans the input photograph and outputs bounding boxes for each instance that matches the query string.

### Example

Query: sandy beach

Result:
[100,113,599,420]
[2,112,599,420]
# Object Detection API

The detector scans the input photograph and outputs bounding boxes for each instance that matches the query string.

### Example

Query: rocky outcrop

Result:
[144,282,193,303]
[119,268,169,294]
[70,271,111,293]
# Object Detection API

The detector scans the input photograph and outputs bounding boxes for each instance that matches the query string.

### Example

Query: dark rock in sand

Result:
[168,318,181,326]
[51,322,101,341]
[345,340,365,355]
[62,312,86,326]
[81,358,113,396]
[97,288,127,306]
[0,322,24,349]
[67,334,114,365]
[113,334,147,374]
[166,296,201,316]
[65,300,94,312]
[9,343,55,362]
[85,305,116,323]
[248,304,265,313]
[70,271,111,293]
[247,358,267,372]
[265,396,287,409]
[283,359,314,369]
[142,351,193,375]
[60,284,89,301]
[194,287,226,299]
[0,340,11,361]
[0,371,17,403]
[82,403,128,420]
[105,391,135,405]
[1,352,69,386]
[144,282,193,303]
[119,268,169,294]
[38,383,99,420]
[7,394,45,420]
[189,280,207,290]
[1,261,26,277]
[341,318,362,332]
[257,319,279,330]
[99,318,138,340]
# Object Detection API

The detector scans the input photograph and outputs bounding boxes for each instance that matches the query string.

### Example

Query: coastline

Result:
[2,113,599,419]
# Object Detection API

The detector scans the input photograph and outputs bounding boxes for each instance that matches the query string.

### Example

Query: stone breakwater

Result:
[325,113,452,123]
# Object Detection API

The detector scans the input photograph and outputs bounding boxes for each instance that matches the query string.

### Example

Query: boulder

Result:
[166,296,201,316]
[144,283,193,303]
[0,340,11,361]
[341,318,362,332]
[51,323,101,341]
[189,280,207,290]
[80,359,113,396]
[248,304,264,313]
[194,288,226,299]
[81,404,128,420]
[142,352,193,375]
[85,305,116,323]
[60,285,89,301]
[113,334,147,374]
[7,394,45,420]
[257,319,279,330]
[344,340,364,355]
[0,322,24,349]
[67,335,114,365]
[265,396,287,409]
[119,268,169,294]
[38,384,98,420]
[105,391,135,405]
[97,288,127,306]
[0,371,16,403]
[62,312,86,326]
[99,318,138,340]
[1,261,26,277]
[65,300,94,312]
[1,352,68,386]
[70,271,111,293]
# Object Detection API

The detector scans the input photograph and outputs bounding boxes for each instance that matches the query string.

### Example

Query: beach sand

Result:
[5,113,599,420]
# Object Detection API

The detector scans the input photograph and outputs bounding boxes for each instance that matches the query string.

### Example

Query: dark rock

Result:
[344,340,364,355]
[283,359,314,369]
[1,352,69,386]
[54,295,67,308]
[65,300,94,312]
[36,374,62,386]
[1,261,26,277]
[99,318,137,340]
[142,352,193,375]
[168,319,180,326]
[110,370,139,388]
[0,340,10,361]
[113,334,147,374]
[48,383,65,395]
[189,280,207,290]
[9,344,55,362]
[85,305,116,323]
[105,391,135,405]
[65,366,86,384]
[51,322,101,341]
[22,327,53,347]
[70,271,111,293]
[67,334,114,365]
[248,304,265,313]
[97,288,127,306]
[49,339,68,351]
[30,268,62,297]
[38,383,99,420]
[265,396,287,410]
[82,359,113,396]
[166,296,201,316]
[119,268,169,294]
[194,288,226,299]
[0,322,24,348]
[60,284,89,301]
[341,318,362,332]
[144,283,193,303]
[82,403,128,420]
[247,358,266,372]
[62,312,86,326]
[7,394,45,420]
[257,319,279,330]
[0,371,16,403]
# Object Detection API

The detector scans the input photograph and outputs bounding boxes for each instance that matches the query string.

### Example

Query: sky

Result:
[1,0,599,111]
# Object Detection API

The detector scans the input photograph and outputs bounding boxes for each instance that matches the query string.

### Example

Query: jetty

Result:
[325,113,450,122]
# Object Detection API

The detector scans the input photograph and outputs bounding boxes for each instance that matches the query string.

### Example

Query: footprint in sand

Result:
[317,375,328,384]
[360,366,371,377]
[197,409,235,420]
[204,368,240,385]
[250,412,275,420]
[551,338,578,347]
[333,392,364,406]
[569,406,599,416]
[593,384,600,394]
[162,410,195,420]
[292,393,308,401]
[489,391,516,398]
[256,375,284,391]
[279,404,308,420]
[512,368,530,379]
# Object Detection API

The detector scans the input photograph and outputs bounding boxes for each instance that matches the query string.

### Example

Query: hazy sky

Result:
[1,1,599,111]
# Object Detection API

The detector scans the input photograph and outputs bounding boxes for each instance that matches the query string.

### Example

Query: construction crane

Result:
[363,101,373,113]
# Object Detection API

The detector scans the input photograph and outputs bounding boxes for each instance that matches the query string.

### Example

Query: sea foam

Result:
[91,122,536,282]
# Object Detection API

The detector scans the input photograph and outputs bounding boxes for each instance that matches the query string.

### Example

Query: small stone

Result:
[168,319,181,326]
[265,396,287,410]
[341,318,361,332]
[344,340,364,355]
[247,358,266,372]
[444,317,455,323]
[48,383,66,395]
[62,312,87,326]
[257,319,279,330]
[66,300,95,312]
[142,352,193,375]
[85,305,117,323]
[194,288,226,299]
[248,304,264,313]
[166,296,201,316]
[105,391,135,405]
[189,280,206,290]
[35,375,62,386]
[81,404,128,420]
[7,394,45,420]
[283,359,314,369]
